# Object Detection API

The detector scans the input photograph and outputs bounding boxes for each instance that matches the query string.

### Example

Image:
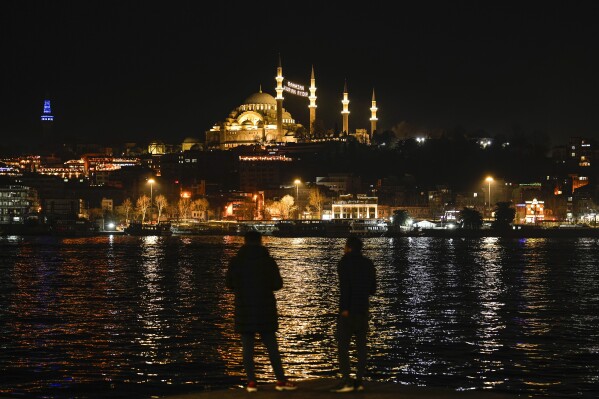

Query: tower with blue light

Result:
[40,99,54,140]
[41,99,54,122]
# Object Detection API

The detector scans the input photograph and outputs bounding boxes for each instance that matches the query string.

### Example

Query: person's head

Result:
[244,230,262,246]
[344,235,363,254]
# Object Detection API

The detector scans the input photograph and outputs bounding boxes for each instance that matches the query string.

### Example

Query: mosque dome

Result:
[183,136,200,144]
[243,91,276,106]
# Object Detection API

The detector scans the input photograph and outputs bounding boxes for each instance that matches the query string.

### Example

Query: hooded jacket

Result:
[225,244,283,333]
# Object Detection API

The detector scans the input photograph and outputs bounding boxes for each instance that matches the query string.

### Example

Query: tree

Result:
[308,187,326,219]
[178,198,191,220]
[493,201,516,230]
[391,209,411,227]
[458,207,483,229]
[191,198,209,221]
[155,195,168,223]
[294,126,308,141]
[136,195,151,224]
[279,195,296,220]
[122,198,133,225]
[264,199,282,220]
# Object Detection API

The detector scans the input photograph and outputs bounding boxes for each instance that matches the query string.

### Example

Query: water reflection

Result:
[1,236,598,398]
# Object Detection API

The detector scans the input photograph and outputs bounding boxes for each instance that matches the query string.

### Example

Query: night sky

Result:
[2,1,599,148]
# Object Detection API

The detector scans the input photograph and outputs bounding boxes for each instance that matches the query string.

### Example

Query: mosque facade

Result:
[205,88,301,150]
[205,58,378,150]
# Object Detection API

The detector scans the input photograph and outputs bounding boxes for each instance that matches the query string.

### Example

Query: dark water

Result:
[1,235,598,398]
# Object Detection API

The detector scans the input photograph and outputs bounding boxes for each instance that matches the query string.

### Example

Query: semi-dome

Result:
[243,91,277,106]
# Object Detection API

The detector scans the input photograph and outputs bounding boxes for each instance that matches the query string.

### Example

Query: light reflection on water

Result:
[0,235,598,398]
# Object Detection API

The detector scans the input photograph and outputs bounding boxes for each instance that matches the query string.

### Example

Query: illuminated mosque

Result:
[205,57,379,150]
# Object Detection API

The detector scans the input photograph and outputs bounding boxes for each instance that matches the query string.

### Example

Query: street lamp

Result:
[148,178,155,222]
[294,179,301,219]
[485,176,493,220]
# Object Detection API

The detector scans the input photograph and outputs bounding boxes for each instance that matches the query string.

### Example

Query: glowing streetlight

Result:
[294,179,301,219]
[485,176,493,218]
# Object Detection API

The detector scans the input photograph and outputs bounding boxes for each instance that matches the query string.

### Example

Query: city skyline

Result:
[2,1,599,147]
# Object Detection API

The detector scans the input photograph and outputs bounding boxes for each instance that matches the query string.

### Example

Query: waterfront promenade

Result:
[163,379,520,398]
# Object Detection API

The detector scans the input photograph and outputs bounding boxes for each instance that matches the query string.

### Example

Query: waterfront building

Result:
[43,198,86,221]
[517,198,545,224]
[332,194,378,219]
[0,185,38,224]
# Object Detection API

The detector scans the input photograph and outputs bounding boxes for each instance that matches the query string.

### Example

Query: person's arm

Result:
[270,258,283,291]
[338,258,351,316]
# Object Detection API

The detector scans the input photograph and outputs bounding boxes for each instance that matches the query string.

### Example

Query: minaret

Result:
[369,89,378,138]
[308,65,317,137]
[275,54,284,136]
[41,98,54,139]
[341,79,350,134]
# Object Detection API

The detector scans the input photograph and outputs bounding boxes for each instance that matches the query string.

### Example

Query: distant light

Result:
[416,137,425,143]
[107,222,115,229]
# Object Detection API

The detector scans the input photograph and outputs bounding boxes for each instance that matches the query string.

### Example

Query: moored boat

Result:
[124,222,172,236]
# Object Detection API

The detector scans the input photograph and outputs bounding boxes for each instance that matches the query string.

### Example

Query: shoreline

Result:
[2,223,599,239]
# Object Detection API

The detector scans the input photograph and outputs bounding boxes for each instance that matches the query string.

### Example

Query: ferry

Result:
[272,219,387,238]
[124,222,173,236]
[237,221,278,236]
[51,219,99,237]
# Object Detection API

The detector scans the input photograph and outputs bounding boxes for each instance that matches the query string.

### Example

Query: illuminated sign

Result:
[284,80,308,97]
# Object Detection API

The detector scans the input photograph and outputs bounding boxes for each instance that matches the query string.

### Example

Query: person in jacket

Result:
[330,235,377,393]
[225,230,297,393]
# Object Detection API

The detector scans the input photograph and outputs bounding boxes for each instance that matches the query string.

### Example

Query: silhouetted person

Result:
[225,230,297,393]
[330,236,377,393]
